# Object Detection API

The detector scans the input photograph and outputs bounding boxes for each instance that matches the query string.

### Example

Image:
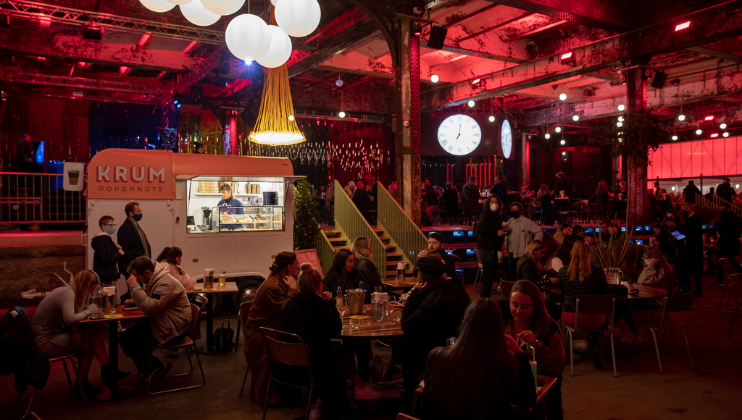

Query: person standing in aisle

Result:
[683,180,701,204]
[118,202,150,277]
[504,202,543,281]
[91,215,124,287]
[681,203,704,297]
[474,196,506,298]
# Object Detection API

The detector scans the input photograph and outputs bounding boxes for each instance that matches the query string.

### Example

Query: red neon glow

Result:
[704,116,714,121]
[183,40,198,53]
[711,133,719,138]
[675,21,690,31]
[137,33,151,47]
[472,79,481,84]
[560,52,573,60]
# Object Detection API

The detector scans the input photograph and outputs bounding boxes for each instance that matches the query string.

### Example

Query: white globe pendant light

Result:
[256,25,292,68]
[140,0,176,12]
[226,14,271,61]
[180,0,221,26]
[270,0,279,5]
[275,0,321,37]
[202,0,245,16]
[166,0,194,4]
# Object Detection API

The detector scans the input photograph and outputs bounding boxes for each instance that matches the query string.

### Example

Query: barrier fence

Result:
[0,172,85,224]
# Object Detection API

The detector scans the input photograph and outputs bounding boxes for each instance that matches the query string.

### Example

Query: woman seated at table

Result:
[244,251,298,406]
[557,241,608,369]
[401,257,471,394]
[323,248,371,302]
[155,247,195,290]
[423,298,535,420]
[351,237,385,292]
[30,269,129,396]
[545,240,574,278]
[502,281,567,420]
[282,262,384,419]
[516,240,546,284]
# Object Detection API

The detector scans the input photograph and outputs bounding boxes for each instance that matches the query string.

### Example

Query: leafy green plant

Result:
[591,108,667,162]
[590,230,638,281]
[293,179,321,250]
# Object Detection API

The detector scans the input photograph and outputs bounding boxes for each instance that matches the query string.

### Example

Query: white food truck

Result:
[84,149,300,311]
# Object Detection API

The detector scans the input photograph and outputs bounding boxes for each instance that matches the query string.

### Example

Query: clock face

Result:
[501,119,512,159]
[437,115,481,156]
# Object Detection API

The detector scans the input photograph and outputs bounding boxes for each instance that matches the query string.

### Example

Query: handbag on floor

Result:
[212,319,234,354]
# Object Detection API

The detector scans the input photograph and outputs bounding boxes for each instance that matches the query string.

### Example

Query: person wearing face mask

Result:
[504,202,543,281]
[117,202,151,279]
[91,215,125,287]
[474,196,506,298]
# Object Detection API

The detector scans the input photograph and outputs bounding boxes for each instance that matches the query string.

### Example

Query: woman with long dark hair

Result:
[322,248,370,301]
[244,251,299,405]
[474,195,506,298]
[155,247,195,290]
[423,298,536,420]
[502,281,567,419]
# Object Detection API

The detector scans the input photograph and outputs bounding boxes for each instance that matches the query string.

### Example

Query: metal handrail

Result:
[0,172,85,225]
[699,194,742,217]
[333,180,386,273]
[314,228,336,276]
[376,182,428,268]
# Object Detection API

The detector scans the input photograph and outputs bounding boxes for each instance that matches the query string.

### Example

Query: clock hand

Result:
[456,124,461,139]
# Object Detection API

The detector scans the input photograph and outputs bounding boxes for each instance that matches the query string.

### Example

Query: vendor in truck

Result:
[217,183,244,230]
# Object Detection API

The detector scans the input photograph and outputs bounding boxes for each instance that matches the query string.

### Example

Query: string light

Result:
[672,135,678,140]
[489,116,495,122]
[723,132,729,137]
[695,129,702,135]
[468,100,475,107]
[720,123,727,129]
[545,133,551,139]
[559,93,567,101]
[572,115,579,121]
[560,139,565,145]
[678,114,686,121]
[617,104,625,111]
[618,116,624,122]
[431,74,439,83]
[555,127,562,133]
[617,122,623,127]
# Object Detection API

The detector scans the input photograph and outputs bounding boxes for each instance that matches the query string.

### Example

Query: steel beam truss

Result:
[0,70,170,95]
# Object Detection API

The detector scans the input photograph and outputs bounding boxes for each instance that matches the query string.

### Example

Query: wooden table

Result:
[80,306,146,401]
[336,304,405,339]
[187,282,238,353]
[382,279,417,292]
[541,281,666,300]
[535,375,558,405]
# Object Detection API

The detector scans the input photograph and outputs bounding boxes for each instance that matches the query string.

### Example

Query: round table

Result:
[336,304,406,339]
[541,281,666,300]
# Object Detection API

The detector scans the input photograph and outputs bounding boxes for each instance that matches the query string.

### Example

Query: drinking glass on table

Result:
[336,295,348,316]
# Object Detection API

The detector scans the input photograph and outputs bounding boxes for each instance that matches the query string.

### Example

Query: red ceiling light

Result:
[704,116,714,121]
[560,52,574,65]
[711,133,719,138]
[471,78,481,85]
[675,21,691,31]
[137,33,151,47]
[119,66,130,76]
[183,40,198,53]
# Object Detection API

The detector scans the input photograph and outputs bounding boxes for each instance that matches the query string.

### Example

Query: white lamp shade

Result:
[166,0,194,4]
[275,0,321,37]
[226,14,271,61]
[141,0,176,12]
[256,25,292,68]
[180,1,221,26]
[201,0,245,16]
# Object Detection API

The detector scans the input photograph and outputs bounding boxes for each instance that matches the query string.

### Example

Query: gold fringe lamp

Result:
[248,64,306,146]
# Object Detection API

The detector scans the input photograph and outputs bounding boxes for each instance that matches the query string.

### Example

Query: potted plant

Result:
[293,179,321,250]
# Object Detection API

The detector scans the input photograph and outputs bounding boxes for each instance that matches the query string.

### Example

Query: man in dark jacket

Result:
[412,232,456,281]
[713,203,742,285]
[716,178,737,203]
[15,134,35,173]
[683,180,701,204]
[554,172,575,198]
[401,257,470,393]
[474,196,506,298]
[681,203,704,297]
[461,176,481,219]
[490,176,508,202]
[118,202,151,277]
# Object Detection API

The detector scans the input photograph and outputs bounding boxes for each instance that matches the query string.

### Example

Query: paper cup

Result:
[396,262,406,270]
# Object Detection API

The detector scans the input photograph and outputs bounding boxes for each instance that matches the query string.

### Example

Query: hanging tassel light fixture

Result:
[248,63,306,146]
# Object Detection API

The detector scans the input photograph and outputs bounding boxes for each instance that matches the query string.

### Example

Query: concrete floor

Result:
[2,273,740,420]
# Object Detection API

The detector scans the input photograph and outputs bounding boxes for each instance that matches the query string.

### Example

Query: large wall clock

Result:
[437,114,481,156]
[501,119,512,159]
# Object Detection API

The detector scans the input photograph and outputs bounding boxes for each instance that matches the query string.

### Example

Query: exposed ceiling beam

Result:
[505,19,568,41]
[422,2,742,110]
[335,75,374,92]
[485,0,634,32]
[457,12,534,42]
[423,43,526,63]
[442,4,500,29]
[687,46,742,63]
[312,65,395,79]
[0,69,169,95]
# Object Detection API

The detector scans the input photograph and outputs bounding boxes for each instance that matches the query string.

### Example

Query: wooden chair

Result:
[565,295,617,377]
[398,412,421,420]
[234,300,253,353]
[260,327,314,420]
[500,280,516,300]
[729,279,742,343]
[145,300,207,394]
[634,293,694,373]
[719,259,742,311]
[237,301,257,398]
[411,386,423,416]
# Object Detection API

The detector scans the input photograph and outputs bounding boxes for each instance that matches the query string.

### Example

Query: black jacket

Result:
[716,182,737,203]
[413,251,457,282]
[401,281,471,349]
[683,184,701,203]
[352,189,372,213]
[490,183,508,201]
[322,267,371,303]
[462,183,481,215]
[474,208,504,251]
[117,218,150,276]
[91,234,120,281]
[0,308,50,393]
[354,258,384,292]
[441,188,459,217]
[424,185,439,206]
[558,265,608,312]
[555,179,575,198]
[281,292,342,368]
[516,257,540,283]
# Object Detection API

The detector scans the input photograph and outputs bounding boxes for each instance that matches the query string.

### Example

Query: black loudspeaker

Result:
[650,71,667,89]
[427,26,448,49]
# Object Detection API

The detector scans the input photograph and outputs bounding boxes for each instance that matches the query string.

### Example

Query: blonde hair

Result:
[72,270,100,313]
[351,237,373,260]
[523,240,545,262]
[297,262,323,294]
[567,241,592,282]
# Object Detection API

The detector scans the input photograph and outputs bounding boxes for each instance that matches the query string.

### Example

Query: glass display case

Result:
[186,177,286,234]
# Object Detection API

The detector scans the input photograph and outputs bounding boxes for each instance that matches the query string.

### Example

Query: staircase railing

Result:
[702,194,742,217]
[333,180,386,272]
[376,182,428,268]
[315,228,336,276]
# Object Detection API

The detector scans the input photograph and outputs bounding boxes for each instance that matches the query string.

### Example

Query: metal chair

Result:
[234,300,253,353]
[237,301,259,398]
[719,259,742,311]
[260,327,314,420]
[564,295,617,377]
[729,279,742,343]
[634,293,694,373]
[145,300,207,394]
[48,353,86,403]
[473,251,484,292]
